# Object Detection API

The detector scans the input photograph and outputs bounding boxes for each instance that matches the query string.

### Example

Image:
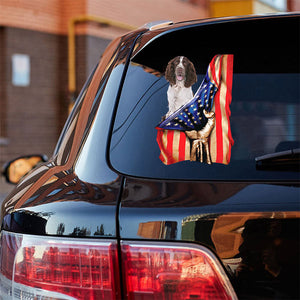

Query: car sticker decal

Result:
[156,54,234,165]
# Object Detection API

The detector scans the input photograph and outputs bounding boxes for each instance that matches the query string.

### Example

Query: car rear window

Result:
[109,16,299,180]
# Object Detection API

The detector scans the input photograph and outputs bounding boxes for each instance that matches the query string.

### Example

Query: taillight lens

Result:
[0,231,121,300]
[121,241,237,300]
[0,231,236,300]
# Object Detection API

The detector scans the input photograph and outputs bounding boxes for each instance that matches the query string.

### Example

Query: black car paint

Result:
[1,14,299,299]
[2,174,299,298]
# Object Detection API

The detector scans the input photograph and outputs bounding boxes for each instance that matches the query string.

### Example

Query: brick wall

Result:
[0,0,64,34]
[289,0,300,10]
[0,28,66,162]
[0,28,6,139]
[0,0,206,36]
[0,26,113,165]
[87,0,206,27]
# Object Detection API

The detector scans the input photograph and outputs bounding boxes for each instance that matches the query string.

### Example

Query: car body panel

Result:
[119,179,300,298]
[2,169,122,237]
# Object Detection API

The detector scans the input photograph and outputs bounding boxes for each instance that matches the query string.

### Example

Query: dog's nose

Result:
[176,67,184,74]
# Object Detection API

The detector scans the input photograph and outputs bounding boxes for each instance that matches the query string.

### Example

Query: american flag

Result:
[156,54,234,165]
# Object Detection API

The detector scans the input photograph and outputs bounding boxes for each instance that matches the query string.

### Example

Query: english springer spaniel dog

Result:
[164,56,197,118]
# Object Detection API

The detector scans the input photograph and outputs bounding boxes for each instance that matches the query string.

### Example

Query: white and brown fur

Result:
[164,56,197,118]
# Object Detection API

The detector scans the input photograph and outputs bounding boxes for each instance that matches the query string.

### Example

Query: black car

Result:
[1,14,299,300]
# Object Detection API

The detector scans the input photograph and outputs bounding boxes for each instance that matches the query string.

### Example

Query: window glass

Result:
[53,68,94,158]
[75,64,125,184]
[109,17,299,180]
[53,37,122,164]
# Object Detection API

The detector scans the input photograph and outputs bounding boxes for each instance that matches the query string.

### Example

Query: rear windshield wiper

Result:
[255,148,300,171]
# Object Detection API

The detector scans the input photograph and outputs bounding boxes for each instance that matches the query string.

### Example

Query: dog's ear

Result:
[185,60,197,87]
[165,58,176,85]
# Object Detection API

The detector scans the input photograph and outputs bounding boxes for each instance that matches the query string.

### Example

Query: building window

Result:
[12,54,30,87]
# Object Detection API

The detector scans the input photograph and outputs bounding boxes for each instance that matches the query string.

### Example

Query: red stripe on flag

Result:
[214,93,223,163]
[178,131,187,161]
[156,129,189,165]
[225,55,234,163]
[214,56,224,163]
[166,130,175,164]
[156,128,165,163]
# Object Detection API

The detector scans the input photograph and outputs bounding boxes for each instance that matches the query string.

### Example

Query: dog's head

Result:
[165,56,197,87]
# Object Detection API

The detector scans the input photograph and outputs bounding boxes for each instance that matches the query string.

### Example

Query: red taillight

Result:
[121,241,237,300]
[0,231,121,299]
[0,230,22,280]
[0,231,236,300]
